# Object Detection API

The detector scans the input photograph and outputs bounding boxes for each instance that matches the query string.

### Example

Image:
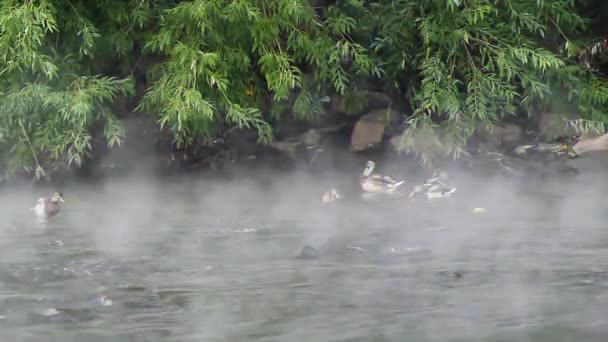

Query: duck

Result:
[409,171,456,199]
[359,160,405,194]
[322,188,342,203]
[426,182,457,199]
[33,192,65,219]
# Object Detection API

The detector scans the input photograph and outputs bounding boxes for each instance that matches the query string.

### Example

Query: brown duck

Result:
[359,161,405,194]
[33,192,65,219]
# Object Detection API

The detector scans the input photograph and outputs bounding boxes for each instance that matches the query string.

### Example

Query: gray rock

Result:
[295,245,320,260]
[350,108,400,151]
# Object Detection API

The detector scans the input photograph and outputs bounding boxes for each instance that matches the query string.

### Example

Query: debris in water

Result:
[390,247,418,255]
[345,245,367,252]
[389,247,433,259]
[117,285,147,292]
[296,245,320,260]
[472,207,487,214]
[43,308,59,316]
[99,296,112,306]
[233,228,256,234]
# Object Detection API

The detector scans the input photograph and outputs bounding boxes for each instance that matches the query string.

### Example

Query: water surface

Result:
[1,171,608,341]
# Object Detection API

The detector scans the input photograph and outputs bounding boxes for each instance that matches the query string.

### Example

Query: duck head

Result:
[50,192,65,203]
[362,160,376,177]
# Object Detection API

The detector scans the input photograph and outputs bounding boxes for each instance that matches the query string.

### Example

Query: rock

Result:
[389,134,402,149]
[362,91,393,110]
[267,129,322,159]
[295,245,320,260]
[350,108,399,151]
[266,121,347,162]
[301,129,321,147]
[573,133,608,155]
[267,140,301,160]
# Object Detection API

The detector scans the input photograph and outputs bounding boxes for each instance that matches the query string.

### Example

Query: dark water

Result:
[1,172,608,342]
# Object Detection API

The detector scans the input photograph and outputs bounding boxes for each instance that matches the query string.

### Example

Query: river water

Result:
[1,168,608,341]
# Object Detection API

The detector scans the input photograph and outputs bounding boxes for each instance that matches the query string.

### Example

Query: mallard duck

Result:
[322,188,342,203]
[360,160,405,194]
[426,183,457,199]
[409,171,456,199]
[33,192,65,219]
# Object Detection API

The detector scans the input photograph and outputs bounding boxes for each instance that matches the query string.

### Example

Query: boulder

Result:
[267,129,323,159]
[361,91,393,110]
[350,108,400,151]
[573,133,608,155]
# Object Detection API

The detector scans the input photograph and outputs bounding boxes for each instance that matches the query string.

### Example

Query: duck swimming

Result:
[409,171,456,199]
[33,192,65,219]
[322,188,342,203]
[360,160,405,194]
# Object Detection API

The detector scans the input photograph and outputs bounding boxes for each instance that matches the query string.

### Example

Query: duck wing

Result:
[369,175,404,187]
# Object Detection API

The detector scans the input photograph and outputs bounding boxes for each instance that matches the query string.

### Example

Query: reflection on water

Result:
[1,172,608,342]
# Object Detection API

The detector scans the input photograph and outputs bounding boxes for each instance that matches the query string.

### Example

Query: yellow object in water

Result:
[472,207,486,214]
[322,188,342,203]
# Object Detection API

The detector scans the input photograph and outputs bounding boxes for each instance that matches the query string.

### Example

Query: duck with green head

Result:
[360,160,405,194]
[33,192,65,219]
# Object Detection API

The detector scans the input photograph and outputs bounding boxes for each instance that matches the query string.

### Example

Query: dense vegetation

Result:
[0,0,607,179]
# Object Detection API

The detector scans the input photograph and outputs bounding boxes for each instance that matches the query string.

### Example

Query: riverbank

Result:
[2,103,607,189]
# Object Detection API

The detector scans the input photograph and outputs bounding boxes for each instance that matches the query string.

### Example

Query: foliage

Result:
[357,0,608,162]
[0,0,134,179]
[0,0,607,179]
[138,0,380,148]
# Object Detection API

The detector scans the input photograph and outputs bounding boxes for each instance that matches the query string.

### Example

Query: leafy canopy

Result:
[0,0,607,179]
[359,0,608,162]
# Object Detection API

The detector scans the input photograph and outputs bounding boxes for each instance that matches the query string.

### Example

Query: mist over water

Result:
[1,157,608,341]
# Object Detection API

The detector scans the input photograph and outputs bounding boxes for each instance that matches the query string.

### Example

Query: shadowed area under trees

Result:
[0,0,607,182]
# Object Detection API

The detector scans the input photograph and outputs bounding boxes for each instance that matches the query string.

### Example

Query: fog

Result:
[1,152,608,341]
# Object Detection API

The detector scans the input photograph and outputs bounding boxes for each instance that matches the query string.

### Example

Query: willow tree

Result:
[138,0,380,148]
[1,0,607,180]
[354,0,608,162]
[0,0,140,179]
[0,0,379,180]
